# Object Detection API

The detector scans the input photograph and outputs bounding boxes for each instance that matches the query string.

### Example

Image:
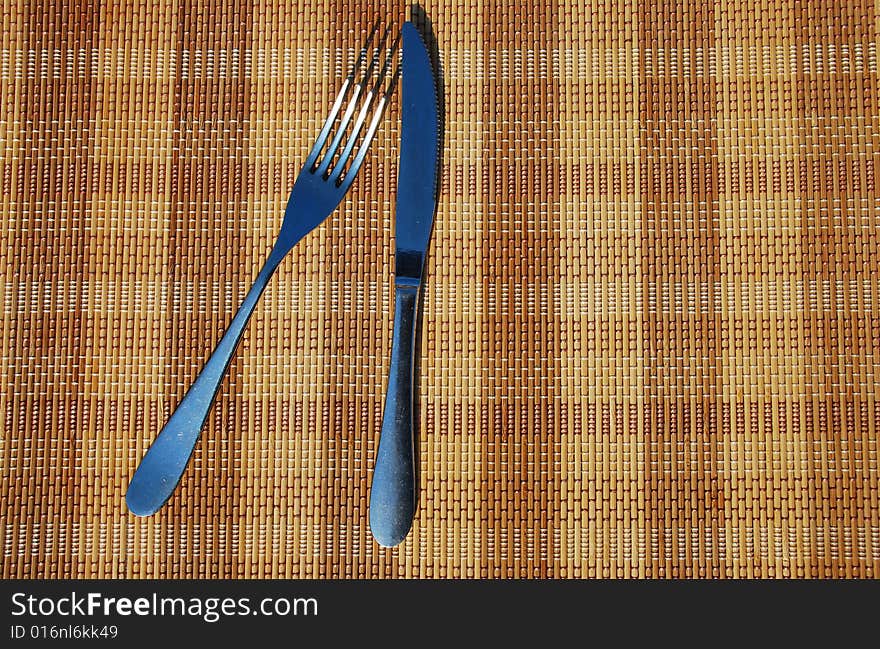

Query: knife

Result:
[369,21,441,547]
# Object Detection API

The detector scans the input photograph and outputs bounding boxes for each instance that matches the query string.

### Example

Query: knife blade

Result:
[369,20,441,547]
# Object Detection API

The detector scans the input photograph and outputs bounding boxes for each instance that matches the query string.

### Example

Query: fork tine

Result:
[315,26,391,177]
[335,61,400,191]
[304,20,380,170]
[329,32,401,184]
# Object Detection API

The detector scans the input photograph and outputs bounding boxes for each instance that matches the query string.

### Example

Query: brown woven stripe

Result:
[0,0,878,578]
[479,0,563,579]
[640,0,722,579]
[795,0,878,579]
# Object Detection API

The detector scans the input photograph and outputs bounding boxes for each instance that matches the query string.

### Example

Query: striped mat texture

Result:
[2,0,879,578]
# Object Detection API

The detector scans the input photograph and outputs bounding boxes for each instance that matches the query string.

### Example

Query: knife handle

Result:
[370,282,420,546]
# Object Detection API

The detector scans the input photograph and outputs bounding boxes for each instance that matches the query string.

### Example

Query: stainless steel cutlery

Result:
[127,17,443,548]
[368,22,442,547]
[126,25,398,517]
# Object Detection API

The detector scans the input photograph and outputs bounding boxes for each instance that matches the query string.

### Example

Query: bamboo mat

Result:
[1,0,878,579]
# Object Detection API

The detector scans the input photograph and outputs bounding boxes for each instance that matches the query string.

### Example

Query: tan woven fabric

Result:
[1,0,878,578]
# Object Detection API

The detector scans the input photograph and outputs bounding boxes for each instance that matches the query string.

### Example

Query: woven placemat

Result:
[1,0,878,578]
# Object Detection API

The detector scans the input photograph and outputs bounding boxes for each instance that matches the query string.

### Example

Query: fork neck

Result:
[265,243,290,272]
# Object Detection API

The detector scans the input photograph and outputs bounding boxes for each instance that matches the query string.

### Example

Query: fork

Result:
[126,24,399,517]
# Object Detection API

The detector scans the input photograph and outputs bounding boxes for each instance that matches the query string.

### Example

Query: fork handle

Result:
[126,252,282,516]
[370,283,419,546]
